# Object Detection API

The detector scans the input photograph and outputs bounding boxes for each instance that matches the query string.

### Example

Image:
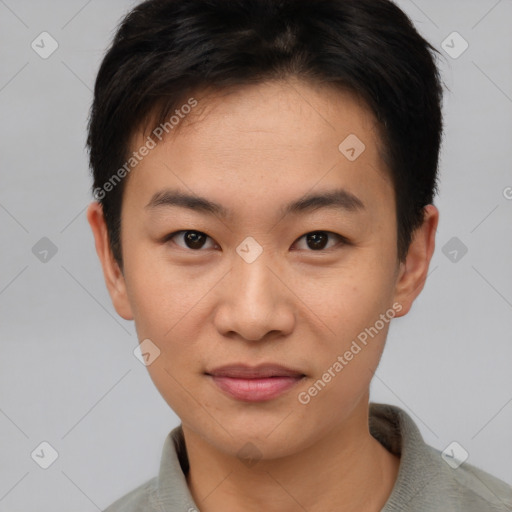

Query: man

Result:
[86,0,512,510]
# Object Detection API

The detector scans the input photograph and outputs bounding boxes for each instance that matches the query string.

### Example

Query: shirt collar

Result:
[369,403,439,511]
[153,402,434,510]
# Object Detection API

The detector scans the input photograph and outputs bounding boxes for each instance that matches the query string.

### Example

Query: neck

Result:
[182,400,400,512]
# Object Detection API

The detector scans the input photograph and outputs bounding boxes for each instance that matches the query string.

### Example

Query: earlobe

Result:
[392,204,439,317]
[86,202,134,321]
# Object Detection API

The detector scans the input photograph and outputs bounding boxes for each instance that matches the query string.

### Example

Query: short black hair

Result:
[86,0,445,269]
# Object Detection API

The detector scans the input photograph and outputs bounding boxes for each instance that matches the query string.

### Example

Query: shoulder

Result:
[102,476,158,512]
[422,443,512,511]
[370,403,512,511]
[101,424,195,512]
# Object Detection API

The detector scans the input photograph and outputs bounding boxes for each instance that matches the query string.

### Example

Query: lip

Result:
[207,363,305,379]
[206,364,306,402]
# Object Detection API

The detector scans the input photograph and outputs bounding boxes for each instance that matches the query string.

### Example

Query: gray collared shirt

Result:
[103,403,512,511]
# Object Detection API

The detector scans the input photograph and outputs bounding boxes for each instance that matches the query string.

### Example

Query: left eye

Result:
[292,231,345,251]
[165,230,344,252]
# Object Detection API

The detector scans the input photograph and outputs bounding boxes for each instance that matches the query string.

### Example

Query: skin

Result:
[87,78,438,512]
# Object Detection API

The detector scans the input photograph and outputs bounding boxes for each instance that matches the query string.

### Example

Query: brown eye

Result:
[166,230,216,250]
[293,231,346,251]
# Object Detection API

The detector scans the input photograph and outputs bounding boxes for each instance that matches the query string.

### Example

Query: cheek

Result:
[301,262,394,338]
[294,253,397,387]
[123,244,201,337]
[123,249,219,402]
[125,257,205,410]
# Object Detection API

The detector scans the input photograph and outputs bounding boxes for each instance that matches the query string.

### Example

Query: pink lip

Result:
[209,375,304,402]
[206,364,306,402]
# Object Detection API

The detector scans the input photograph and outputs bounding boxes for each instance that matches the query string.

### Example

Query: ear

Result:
[392,204,439,317]
[86,201,134,321]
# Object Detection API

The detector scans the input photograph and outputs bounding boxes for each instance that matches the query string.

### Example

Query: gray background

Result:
[1,0,511,510]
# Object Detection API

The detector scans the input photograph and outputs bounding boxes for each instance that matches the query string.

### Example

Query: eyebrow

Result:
[145,188,365,218]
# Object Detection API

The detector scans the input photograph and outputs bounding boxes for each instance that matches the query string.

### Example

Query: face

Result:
[88,78,437,461]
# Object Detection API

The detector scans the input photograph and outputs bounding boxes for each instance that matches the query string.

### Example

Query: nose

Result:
[213,250,296,342]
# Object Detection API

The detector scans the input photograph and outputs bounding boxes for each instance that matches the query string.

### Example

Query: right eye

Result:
[164,230,219,251]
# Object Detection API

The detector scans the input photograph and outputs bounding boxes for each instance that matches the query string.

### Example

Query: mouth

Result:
[205,363,306,402]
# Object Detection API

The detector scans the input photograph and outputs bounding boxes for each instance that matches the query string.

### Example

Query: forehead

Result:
[150,79,381,161]
[124,78,393,219]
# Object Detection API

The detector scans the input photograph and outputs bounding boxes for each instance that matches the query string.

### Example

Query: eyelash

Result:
[163,230,348,252]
